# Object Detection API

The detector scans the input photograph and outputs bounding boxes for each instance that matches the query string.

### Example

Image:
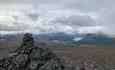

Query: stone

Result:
[0,33,65,70]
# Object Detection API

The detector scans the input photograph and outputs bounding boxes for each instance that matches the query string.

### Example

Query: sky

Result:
[0,0,115,37]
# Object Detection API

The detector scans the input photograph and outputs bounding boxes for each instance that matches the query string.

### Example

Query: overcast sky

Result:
[0,0,115,37]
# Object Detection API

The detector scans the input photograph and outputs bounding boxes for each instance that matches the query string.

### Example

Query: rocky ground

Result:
[0,45,115,70]
[50,46,115,70]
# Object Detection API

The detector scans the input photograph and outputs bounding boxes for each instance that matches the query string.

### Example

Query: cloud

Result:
[52,15,94,27]
[0,0,115,37]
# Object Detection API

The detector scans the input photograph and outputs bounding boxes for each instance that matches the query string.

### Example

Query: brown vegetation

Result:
[0,41,115,70]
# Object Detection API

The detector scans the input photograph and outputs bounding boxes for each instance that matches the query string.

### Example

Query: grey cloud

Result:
[0,0,115,37]
[63,0,115,12]
[0,0,61,5]
[53,15,94,27]
[27,12,39,21]
[12,15,19,21]
[0,22,31,31]
[1,0,115,11]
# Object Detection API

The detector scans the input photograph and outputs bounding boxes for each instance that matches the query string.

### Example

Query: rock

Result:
[0,33,65,70]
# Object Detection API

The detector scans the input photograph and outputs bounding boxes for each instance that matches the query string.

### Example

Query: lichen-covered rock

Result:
[0,33,65,70]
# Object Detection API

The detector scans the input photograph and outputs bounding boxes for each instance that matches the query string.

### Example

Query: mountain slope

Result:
[75,34,115,45]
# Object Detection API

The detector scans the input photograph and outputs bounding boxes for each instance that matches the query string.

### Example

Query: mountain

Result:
[1,33,115,45]
[75,34,115,45]
[0,32,84,42]
[0,34,23,42]
[34,32,76,42]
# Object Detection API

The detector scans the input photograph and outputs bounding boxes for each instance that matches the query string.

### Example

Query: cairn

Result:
[0,33,65,70]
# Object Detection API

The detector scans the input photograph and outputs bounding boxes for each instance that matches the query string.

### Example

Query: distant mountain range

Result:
[0,32,115,45]
[33,32,84,42]
[74,34,115,45]
[0,34,23,42]
[0,32,83,42]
